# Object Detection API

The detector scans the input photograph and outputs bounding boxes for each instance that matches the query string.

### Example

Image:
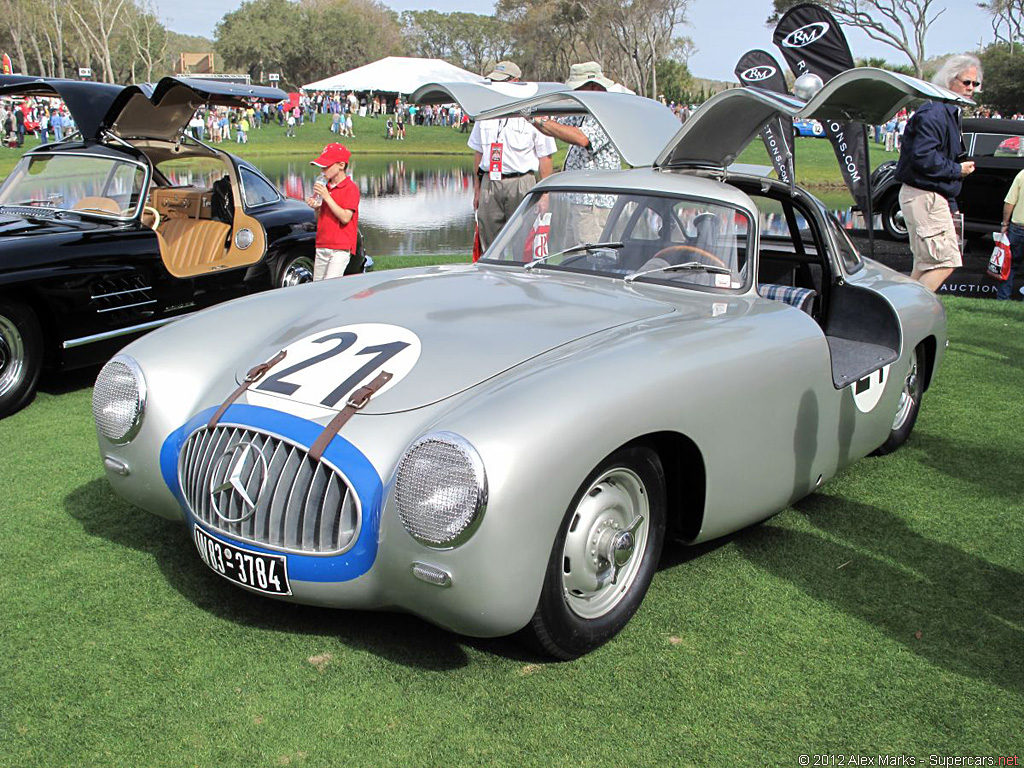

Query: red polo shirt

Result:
[316,176,360,251]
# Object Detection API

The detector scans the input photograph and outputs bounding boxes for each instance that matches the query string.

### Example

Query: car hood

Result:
[232,265,675,417]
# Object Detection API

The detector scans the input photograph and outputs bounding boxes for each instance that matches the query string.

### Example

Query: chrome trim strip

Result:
[95,299,158,314]
[90,287,154,300]
[62,314,191,349]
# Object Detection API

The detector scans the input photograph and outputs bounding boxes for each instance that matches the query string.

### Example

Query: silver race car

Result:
[93,70,965,659]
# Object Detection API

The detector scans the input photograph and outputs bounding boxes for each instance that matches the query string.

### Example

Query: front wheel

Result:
[873,345,924,456]
[524,445,666,660]
[277,253,315,287]
[0,300,43,419]
[880,191,909,241]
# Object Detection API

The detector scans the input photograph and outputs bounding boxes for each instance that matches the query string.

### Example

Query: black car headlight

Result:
[394,432,487,548]
[93,355,146,443]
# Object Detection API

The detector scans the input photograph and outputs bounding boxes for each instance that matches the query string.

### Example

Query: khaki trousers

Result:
[478,174,536,251]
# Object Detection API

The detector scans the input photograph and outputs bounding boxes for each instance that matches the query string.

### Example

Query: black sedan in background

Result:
[0,75,365,419]
[872,117,1024,240]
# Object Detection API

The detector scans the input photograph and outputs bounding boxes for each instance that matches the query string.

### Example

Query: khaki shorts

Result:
[899,185,962,271]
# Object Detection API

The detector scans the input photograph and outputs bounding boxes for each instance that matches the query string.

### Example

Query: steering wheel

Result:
[652,244,728,269]
[142,206,161,230]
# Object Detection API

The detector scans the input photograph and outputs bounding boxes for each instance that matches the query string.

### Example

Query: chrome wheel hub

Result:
[892,350,919,430]
[561,467,649,619]
[282,257,315,287]
[0,314,25,399]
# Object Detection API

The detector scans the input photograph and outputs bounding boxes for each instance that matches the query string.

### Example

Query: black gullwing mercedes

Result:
[0,75,361,419]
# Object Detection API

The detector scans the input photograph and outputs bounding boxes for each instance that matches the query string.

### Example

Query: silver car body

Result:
[97,69,958,639]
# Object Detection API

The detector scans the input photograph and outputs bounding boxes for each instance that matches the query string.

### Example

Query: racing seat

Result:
[758,283,818,316]
[157,218,232,278]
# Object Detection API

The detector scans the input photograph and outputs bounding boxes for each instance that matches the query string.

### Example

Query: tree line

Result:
[2,0,1021,112]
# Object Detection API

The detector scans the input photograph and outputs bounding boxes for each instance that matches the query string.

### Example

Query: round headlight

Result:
[93,355,146,443]
[394,432,487,548]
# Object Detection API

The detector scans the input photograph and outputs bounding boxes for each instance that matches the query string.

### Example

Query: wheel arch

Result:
[0,285,61,367]
[918,334,937,392]
[628,430,706,544]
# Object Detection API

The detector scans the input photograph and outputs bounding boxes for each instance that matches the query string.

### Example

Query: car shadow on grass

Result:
[734,492,1023,694]
[38,365,101,397]
[64,478,538,668]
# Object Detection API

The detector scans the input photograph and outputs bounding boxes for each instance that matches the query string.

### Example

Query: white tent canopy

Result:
[301,57,482,95]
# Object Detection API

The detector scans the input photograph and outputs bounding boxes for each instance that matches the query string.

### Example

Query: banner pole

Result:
[864,123,874,257]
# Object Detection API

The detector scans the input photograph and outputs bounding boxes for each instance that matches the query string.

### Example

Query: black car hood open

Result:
[0,75,286,142]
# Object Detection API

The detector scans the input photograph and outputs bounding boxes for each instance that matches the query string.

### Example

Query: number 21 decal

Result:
[250,324,421,412]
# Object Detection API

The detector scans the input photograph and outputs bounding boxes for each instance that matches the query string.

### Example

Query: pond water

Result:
[198,154,866,258]
[255,155,477,258]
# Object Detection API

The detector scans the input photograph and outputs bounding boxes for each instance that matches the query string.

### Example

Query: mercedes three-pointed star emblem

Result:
[209,442,269,524]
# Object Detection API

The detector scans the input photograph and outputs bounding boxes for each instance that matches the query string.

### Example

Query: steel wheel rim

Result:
[892,349,919,430]
[0,314,25,399]
[561,467,649,619]
[889,206,907,236]
[281,256,315,287]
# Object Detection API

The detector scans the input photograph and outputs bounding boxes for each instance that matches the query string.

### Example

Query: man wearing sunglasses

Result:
[895,54,982,291]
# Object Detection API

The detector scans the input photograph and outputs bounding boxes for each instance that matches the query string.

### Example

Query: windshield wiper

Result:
[523,241,624,271]
[624,260,731,285]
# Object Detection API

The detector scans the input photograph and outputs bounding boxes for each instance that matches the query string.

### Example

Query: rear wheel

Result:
[524,445,666,660]
[0,300,43,419]
[278,253,315,287]
[873,345,924,456]
[880,190,908,241]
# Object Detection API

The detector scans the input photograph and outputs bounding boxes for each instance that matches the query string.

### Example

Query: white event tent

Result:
[301,56,481,95]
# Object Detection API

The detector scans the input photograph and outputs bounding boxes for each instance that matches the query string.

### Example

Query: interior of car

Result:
[134,141,267,278]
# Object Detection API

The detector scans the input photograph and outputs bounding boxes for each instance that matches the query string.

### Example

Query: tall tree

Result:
[768,0,945,78]
[978,0,1024,47]
[979,41,1024,113]
[67,0,130,82]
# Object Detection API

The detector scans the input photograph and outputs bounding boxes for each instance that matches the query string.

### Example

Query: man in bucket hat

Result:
[468,60,556,251]
[307,142,360,280]
[530,62,623,244]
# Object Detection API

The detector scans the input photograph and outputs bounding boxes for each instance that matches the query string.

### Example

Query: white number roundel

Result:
[245,324,421,418]
[851,364,891,413]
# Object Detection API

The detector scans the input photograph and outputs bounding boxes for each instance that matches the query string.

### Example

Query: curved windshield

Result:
[0,153,147,219]
[482,190,751,291]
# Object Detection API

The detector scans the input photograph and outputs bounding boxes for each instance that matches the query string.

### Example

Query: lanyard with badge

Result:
[489,119,508,181]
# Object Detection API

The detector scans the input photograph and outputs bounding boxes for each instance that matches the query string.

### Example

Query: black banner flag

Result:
[773,3,872,225]
[735,49,795,186]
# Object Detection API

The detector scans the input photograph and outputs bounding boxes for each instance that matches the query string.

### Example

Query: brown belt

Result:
[308,370,393,463]
[207,350,287,429]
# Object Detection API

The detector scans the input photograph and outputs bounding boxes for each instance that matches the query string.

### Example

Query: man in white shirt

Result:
[468,61,557,251]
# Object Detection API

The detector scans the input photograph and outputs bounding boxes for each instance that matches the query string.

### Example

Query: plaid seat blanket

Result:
[758,283,817,314]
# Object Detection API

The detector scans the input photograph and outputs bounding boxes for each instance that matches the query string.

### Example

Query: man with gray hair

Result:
[895,54,981,291]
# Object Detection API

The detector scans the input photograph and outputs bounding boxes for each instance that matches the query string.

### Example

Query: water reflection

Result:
[256,155,476,257]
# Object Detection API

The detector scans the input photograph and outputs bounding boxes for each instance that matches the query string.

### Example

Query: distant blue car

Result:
[793,118,825,137]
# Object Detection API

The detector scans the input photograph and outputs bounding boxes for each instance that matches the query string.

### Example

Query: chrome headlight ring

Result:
[93,355,147,444]
[394,432,488,549]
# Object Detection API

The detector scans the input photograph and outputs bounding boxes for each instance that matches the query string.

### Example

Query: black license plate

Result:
[193,526,291,596]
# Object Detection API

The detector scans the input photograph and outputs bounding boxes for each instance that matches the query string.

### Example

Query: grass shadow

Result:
[735,493,1023,694]
[62,478,519,670]
[38,364,101,397]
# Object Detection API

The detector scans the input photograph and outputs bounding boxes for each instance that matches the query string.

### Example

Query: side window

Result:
[972,133,1022,157]
[156,157,229,190]
[240,167,281,207]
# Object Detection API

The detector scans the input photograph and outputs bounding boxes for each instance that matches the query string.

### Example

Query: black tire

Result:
[880,190,909,241]
[0,300,43,419]
[523,445,666,660]
[277,252,315,288]
[873,344,924,456]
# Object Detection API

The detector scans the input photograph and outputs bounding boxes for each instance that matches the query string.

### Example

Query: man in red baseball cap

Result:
[307,142,360,280]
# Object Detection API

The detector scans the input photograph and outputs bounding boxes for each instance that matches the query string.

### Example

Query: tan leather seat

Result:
[159,218,231,277]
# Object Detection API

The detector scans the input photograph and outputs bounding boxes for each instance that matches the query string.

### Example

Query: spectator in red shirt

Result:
[307,143,360,280]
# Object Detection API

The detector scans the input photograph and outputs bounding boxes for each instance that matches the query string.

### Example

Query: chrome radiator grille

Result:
[178,425,360,554]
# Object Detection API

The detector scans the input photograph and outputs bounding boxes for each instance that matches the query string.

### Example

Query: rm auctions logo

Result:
[741,65,776,82]
[781,21,830,48]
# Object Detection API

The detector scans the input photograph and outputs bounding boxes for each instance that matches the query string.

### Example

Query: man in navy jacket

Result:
[896,54,981,291]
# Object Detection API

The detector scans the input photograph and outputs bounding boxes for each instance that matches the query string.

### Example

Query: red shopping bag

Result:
[522,211,551,263]
[987,232,1012,281]
[472,221,481,262]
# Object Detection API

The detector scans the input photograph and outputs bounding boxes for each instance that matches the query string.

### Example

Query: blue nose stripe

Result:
[160,403,383,582]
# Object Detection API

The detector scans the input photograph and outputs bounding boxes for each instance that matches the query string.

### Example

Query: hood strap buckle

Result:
[307,370,393,464]
[207,349,287,429]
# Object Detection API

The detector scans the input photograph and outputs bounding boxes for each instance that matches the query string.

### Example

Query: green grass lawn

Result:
[0,294,1021,765]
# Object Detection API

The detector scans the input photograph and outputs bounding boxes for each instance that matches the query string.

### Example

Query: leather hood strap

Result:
[207,350,287,429]
[307,370,393,463]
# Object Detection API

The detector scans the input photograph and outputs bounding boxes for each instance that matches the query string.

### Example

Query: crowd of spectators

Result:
[1,98,74,148]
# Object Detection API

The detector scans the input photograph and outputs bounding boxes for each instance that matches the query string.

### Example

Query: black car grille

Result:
[178,425,360,555]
